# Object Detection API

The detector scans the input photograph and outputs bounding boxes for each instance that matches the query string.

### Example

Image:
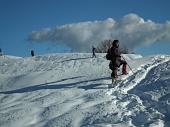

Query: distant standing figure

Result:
[0,48,3,56]
[92,46,96,58]
[31,50,35,57]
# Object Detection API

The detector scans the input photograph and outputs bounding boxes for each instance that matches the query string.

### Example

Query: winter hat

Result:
[112,40,119,47]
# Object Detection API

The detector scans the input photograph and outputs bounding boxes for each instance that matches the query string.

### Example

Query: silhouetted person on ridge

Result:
[92,46,96,58]
[0,48,3,56]
[31,50,35,57]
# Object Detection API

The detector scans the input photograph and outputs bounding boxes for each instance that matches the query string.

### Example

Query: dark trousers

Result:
[109,60,127,78]
[92,52,96,58]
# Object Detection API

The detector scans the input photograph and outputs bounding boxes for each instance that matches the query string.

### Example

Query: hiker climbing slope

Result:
[106,40,127,82]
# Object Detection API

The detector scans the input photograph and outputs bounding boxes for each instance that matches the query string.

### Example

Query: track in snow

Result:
[0,54,170,127]
[107,56,170,127]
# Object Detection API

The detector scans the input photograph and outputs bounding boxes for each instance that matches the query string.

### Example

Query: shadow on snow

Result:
[0,76,110,94]
[59,57,92,63]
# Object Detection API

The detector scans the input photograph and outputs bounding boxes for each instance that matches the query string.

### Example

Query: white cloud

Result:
[28,13,170,52]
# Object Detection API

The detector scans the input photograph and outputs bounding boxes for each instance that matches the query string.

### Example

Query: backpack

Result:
[106,52,111,60]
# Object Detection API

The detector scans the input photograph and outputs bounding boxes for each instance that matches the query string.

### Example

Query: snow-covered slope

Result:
[0,53,169,127]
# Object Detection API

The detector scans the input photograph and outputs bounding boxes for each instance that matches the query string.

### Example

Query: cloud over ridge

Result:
[28,13,170,52]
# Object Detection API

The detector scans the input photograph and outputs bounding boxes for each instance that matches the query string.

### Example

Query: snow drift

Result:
[0,53,170,127]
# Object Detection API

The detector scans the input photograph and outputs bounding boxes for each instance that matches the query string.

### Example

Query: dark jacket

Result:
[31,50,35,57]
[108,46,121,67]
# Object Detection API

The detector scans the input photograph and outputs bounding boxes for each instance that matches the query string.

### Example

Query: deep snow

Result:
[0,53,170,127]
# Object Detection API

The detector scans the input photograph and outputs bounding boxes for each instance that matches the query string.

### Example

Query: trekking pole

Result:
[121,56,135,74]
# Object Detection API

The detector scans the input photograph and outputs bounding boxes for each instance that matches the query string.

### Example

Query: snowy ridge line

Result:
[119,56,170,94]
[0,54,105,76]
[105,56,170,127]
[128,59,170,127]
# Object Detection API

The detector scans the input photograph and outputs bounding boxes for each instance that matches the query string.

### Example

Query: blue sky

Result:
[0,0,170,56]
